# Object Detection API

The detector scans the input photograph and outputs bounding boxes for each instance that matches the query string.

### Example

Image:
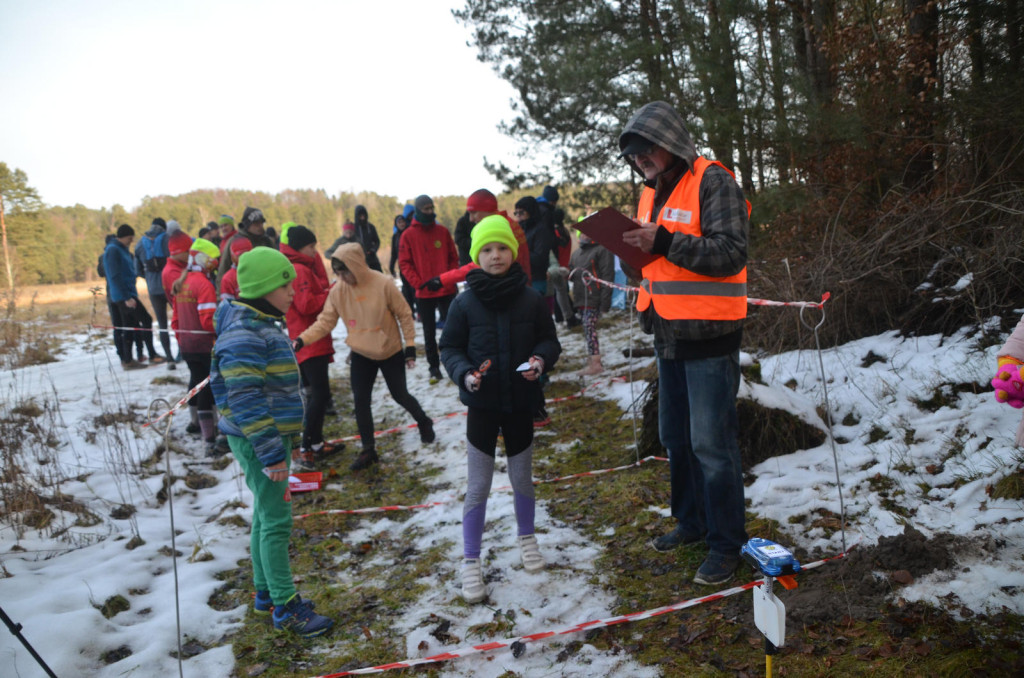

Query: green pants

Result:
[229,435,296,606]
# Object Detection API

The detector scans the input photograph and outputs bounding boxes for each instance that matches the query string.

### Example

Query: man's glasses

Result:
[626,144,656,160]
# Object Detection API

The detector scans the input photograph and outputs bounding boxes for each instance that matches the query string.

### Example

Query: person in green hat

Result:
[438,215,561,603]
[209,246,335,638]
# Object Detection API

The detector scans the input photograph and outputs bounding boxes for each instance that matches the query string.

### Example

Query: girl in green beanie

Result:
[438,216,561,603]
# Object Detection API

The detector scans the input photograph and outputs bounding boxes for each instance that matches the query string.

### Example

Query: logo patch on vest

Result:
[661,207,692,224]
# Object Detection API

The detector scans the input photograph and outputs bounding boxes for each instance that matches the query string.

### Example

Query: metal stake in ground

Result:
[0,605,59,678]
[741,538,802,678]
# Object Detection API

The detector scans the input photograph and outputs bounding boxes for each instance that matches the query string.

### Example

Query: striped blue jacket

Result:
[210,300,304,467]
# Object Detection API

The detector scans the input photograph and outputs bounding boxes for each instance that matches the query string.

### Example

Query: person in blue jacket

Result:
[134,217,175,366]
[103,224,162,369]
[439,215,561,603]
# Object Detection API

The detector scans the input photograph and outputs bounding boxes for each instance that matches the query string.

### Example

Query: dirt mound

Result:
[728,525,975,627]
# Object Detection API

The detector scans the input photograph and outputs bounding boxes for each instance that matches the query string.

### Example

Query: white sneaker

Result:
[461,558,486,603]
[518,534,545,572]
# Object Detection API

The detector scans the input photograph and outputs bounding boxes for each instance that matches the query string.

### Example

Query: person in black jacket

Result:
[353,205,382,272]
[438,215,561,604]
[389,213,417,313]
[513,196,554,300]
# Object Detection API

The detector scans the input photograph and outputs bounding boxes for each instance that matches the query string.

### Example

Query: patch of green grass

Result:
[867,425,888,443]
[990,468,1024,500]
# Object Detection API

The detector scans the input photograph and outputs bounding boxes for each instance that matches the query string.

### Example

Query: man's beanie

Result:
[217,214,235,226]
[206,221,218,231]
[190,238,221,259]
[514,196,539,220]
[166,220,182,236]
[470,215,519,265]
[287,225,317,251]
[542,185,559,203]
[151,217,167,229]
[168,231,194,255]
[342,221,356,233]
[230,236,253,259]
[239,206,265,229]
[466,188,498,213]
[237,247,296,299]
[414,194,433,211]
[116,224,135,238]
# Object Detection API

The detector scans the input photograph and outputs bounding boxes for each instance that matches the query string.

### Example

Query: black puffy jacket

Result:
[439,264,560,413]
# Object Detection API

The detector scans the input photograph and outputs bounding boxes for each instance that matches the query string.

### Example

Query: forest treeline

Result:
[453,0,1024,351]
[0,177,566,288]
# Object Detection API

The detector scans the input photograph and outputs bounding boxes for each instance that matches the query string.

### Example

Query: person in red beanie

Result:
[161,229,194,371]
[219,236,253,303]
[430,189,532,291]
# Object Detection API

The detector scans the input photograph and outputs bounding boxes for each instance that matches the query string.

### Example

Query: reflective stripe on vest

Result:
[635,157,749,321]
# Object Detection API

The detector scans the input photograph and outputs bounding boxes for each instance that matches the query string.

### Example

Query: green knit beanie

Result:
[217,214,234,226]
[237,247,296,298]
[470,215,519,264]
[189,238,220,259]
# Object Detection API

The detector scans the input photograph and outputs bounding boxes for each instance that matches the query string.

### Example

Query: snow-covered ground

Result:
[1,302,1022,677]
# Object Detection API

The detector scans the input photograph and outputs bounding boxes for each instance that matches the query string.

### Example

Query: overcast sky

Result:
[0,0,536,210]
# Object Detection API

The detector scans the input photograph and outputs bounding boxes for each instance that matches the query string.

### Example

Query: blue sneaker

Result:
[253,590,273,616]
[693,552,740,586]
[272,595,334,638]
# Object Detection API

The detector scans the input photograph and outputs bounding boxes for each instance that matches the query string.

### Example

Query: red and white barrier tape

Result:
[310,552,847,677]
[142,376,211,428]
[324,378,608,445]
[294,455,668,520]
[573,269,830,309]
[90,322,214,335]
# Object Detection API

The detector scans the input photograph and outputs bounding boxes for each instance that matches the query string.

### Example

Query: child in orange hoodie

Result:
[295,242,435,471]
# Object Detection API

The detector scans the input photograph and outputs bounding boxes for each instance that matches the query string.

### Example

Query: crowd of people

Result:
[95,100,753,636]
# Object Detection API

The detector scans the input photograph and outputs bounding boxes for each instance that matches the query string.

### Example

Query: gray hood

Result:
[619,101,698,177]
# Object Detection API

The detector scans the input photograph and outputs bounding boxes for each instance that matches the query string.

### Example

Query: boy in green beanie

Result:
[209,246,334,637]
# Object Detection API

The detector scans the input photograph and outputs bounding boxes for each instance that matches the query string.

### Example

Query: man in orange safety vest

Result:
[619,100,751,587]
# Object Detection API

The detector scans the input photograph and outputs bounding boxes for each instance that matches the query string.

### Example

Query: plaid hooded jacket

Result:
[620,101,750,355]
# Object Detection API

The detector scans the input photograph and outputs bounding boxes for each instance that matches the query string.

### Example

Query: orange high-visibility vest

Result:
[635,157,750,321]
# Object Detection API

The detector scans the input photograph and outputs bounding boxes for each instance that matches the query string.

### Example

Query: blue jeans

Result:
[657,352,747,556]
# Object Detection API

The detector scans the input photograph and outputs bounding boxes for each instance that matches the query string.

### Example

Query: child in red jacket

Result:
[176,238,222,454]
[281,226,337,468]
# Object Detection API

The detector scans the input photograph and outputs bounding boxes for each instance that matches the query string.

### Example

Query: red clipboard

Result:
[576,207,659,271]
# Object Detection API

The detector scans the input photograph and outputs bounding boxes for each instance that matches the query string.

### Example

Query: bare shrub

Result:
[747,167,1024,354]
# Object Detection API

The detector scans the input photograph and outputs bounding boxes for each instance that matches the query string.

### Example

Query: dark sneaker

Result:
[167,361,177,371]
[566,315,582,329]
[533,406,551,427]
[292,449,317,473]
[185,422,201,436]
[650,525,704,552]
[419,419,435,444]
[209,436,231,457]
[254,590,273,616]
[313,441,345,458]
[428,366,443,383]
[349,449,379,471]
[272,595,333,638]
[693,553,740,586]
[121,360,146,371]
